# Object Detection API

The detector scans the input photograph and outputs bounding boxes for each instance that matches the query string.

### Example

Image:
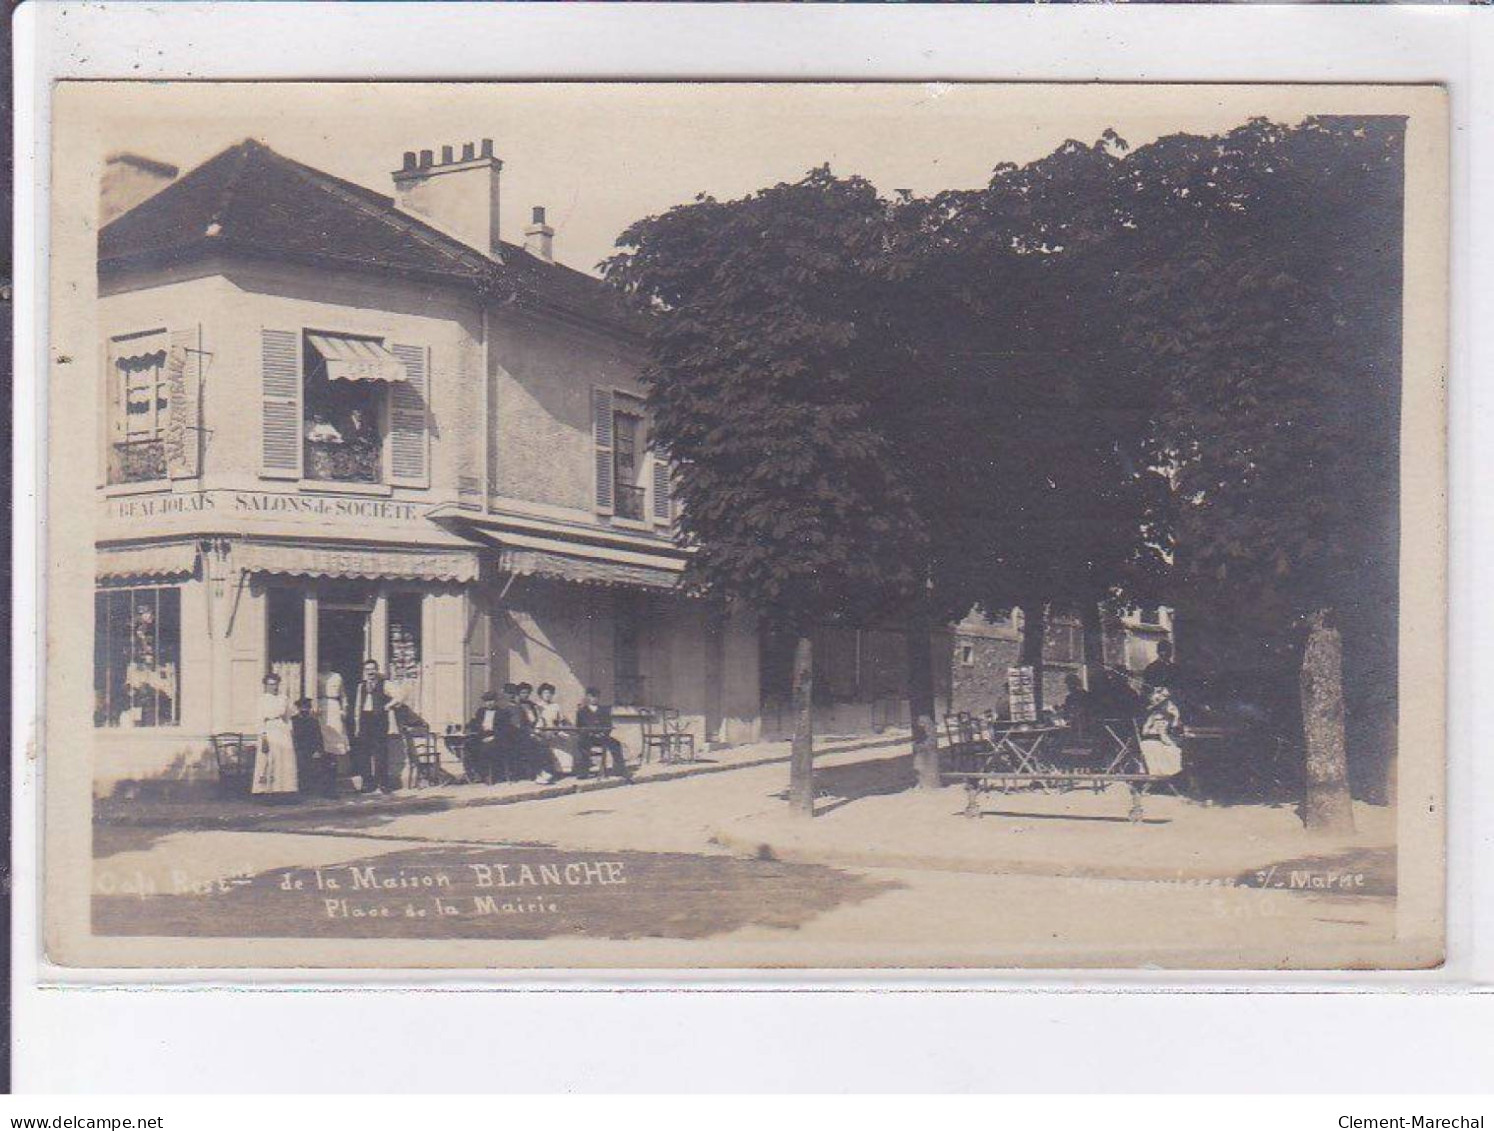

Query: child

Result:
[291,697,337,798]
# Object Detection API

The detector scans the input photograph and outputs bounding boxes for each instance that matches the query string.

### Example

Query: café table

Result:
[985,721,1067,778]
[440,727,482,784]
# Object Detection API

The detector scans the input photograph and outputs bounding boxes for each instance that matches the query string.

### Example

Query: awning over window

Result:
[306,332,406,383]
[97,541,199,580]
[498,547,681,592]
[235,541,479,583]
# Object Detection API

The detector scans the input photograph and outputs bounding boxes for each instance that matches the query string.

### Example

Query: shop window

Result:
[94,586,180,727]
[108,329,170,484]
[302,333,388,484]
[266,588,306,696]
[387,593,423,686]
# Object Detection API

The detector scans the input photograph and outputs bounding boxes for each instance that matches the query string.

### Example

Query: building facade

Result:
[94,138,1175,794]
[947,606,1174,718]
[94,139,759,793]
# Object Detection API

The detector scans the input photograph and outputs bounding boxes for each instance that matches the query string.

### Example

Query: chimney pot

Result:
[462,142,475,161]
[402,151,417,171]
[480,138,494,158]
[524,205,556,263]
[419,149,434,169]
[441,145,454,165]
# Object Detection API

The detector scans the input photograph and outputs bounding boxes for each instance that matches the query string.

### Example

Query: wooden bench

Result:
[945,769,1176,823]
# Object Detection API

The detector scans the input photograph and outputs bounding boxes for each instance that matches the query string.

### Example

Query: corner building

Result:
[93,139,761,792]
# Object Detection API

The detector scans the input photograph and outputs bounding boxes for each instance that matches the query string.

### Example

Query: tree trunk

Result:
[1301,608,1354,834]
[905,604,939,790]
[1080,599,1106,692]
[1019,602,1046,717]
[788,633,815,817]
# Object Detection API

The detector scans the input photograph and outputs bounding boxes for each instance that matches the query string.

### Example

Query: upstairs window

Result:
[612,407,645,521]
[302,333,396,484]
[108,329,170,483]
[593,388,669,524]
[259,329,428,487]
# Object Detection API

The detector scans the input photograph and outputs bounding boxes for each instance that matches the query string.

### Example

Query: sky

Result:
[74,82,1388,277]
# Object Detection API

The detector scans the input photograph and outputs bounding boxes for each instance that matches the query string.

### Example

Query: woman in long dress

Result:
[252,673,299,799]
[1138,683,1184,779]
[318,668,350,766]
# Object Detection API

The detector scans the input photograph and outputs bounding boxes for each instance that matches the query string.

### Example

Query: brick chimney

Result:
[100,152,180,226]
[392,139,502,257]
[524,206,555,263]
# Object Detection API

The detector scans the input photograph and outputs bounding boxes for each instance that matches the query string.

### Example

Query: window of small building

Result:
[108,329,170,484]
[959,643,975,667]
[94,585,180,727]
[302,333,386,484]
[1140,606,1161,626]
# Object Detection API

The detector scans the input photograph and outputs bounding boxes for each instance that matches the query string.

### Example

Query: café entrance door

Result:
[319,606,370,711]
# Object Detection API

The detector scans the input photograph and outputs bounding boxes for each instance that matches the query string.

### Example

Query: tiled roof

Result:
[98,139,636,333]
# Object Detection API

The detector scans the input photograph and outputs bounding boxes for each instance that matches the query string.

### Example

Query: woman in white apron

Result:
[319,668,350,767]
[252,673,299,799]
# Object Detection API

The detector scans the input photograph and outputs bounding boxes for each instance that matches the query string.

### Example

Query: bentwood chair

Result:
[659,707,697,763]
[401,728,443,789]
[640,708,696,764]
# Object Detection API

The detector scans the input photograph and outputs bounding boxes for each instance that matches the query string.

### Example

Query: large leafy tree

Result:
[1113,115,1406,828]
[887,135,1171,719]
[603,169,925,816]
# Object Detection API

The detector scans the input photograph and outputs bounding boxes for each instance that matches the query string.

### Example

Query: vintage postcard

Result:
[42,81,1447,971]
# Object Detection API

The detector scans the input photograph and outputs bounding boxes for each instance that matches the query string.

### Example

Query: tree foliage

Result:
[603,168,926,633]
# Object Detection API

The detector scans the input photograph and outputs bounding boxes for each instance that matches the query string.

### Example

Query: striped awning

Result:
[499,547,681,592]
[97,541,199,580]
[235,541,479,583]
[306,332,406,383]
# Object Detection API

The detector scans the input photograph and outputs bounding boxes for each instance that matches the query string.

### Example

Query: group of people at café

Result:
[466,682,629,786]
[1052,640,1186,777]
[248,665,629,802]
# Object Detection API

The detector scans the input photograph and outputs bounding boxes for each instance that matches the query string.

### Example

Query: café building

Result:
[94,138,762,793]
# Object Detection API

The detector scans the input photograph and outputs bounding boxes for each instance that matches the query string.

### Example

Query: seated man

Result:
[468,690,510,784]
[576,687,629,779]
[291,697,337,798]
[1057,673,1096,739]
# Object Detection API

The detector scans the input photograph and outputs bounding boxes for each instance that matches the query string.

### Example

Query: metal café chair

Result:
[209,732,257,798]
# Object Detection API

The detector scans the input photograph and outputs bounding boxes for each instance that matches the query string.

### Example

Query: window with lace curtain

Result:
[108,329,170,483]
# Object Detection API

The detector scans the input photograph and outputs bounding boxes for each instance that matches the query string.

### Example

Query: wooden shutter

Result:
[165,326,200,479]
[101,338,123,486]
[259,328,301,479]
[651,454,673,524]
[389,343,430,487]
[592,386,615,513]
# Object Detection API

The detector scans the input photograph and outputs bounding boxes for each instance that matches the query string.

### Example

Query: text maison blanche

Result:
[1341,1119,1485,1129]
